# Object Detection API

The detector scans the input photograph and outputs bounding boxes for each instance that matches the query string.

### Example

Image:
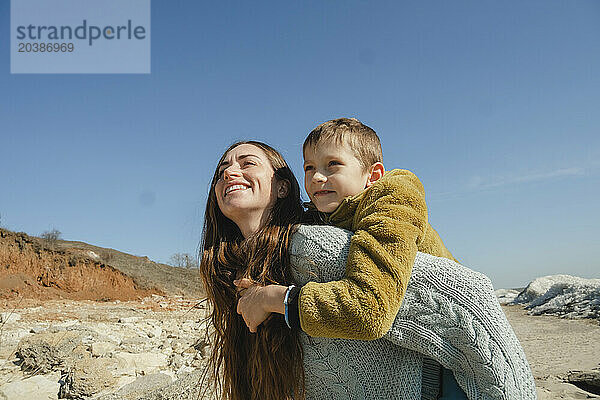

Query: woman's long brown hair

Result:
[199,141,305,400]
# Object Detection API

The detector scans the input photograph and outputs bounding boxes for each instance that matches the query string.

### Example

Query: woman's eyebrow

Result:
[238,154,260,160]
[219,154,261,169]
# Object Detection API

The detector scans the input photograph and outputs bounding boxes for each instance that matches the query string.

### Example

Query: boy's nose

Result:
[312,171,327,182]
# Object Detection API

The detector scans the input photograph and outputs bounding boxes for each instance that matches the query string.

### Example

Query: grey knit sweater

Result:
[290,225,536,400]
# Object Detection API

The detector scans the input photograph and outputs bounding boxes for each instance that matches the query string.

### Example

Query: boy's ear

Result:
[365,163,385,188]
[277,179,290,198]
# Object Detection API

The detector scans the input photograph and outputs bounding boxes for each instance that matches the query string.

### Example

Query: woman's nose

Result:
[223,166,241,180]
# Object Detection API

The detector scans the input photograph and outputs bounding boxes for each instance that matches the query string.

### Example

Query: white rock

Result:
[87,322,123,345]
[91,341,116,357]
[54,319,79,328]
[0,329,31,357]
[147,325,163,338]
[30,324,49,334]
[515,275,600,303]
[495,289,521,305]
[181,320,197,332]
[160,369,177,380]
[0,312,21,324]
[118,316,142,324]
[87,251,100,259]
[61,358,117,398]
[114,352,169,375]
[0,374,59,400]
[112,373,173,398]
[513,274,600,320]
[171,338,190,354]
[176,365,195,375]
[169,354,184,369]
[115,375,137,388]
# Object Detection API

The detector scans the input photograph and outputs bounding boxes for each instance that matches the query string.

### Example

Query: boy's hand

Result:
[234,279,287,333]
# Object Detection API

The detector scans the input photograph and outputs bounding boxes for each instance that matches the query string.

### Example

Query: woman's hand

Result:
[234,279,287,333]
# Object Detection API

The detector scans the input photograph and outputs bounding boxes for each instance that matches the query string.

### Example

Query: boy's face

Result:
[303,140,370,213]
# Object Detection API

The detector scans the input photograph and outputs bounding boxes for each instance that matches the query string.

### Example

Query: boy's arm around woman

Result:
[297,169,456,339]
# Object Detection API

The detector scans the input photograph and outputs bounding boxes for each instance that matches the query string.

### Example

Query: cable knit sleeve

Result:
[298,170,428,339]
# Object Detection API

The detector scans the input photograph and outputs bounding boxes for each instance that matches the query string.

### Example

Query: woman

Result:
[199,141,305,400]
[200,141,536,400]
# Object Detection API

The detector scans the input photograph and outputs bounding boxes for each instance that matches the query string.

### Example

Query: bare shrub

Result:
[168,252,199,269]
[41,229,62,248]
[100,250,114,264]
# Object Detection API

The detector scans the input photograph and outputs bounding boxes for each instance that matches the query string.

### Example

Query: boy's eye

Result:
[304,165,314,172]
[244,160,257,167]
[328,160,342,167]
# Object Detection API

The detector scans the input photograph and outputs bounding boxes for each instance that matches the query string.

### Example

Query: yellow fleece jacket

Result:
[299,169,456,339]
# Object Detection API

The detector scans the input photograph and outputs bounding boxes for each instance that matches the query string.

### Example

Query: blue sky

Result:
[1,1,599,288]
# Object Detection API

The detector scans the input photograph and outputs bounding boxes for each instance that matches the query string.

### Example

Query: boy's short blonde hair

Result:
[303,118,383,171]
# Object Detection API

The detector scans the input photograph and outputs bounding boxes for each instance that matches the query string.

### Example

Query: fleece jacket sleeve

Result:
[298,170,429,339]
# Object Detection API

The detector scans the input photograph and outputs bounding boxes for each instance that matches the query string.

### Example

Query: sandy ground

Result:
[502,305,600,399]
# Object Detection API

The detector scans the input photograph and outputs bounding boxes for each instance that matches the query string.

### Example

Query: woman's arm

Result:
[234,279,287,332]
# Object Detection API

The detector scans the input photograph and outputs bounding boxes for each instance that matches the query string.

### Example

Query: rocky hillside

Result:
[0,228,204,301]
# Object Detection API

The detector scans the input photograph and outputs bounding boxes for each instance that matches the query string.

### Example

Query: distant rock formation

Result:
[500,275,600,322]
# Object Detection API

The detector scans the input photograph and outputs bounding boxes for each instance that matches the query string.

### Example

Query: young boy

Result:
[286,117,457,339]
[234,117,456,340]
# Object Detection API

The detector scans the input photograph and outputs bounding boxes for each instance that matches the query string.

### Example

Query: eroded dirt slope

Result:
[0,229,202,301]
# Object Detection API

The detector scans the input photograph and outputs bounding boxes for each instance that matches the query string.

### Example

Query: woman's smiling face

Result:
[215,144,281,236]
